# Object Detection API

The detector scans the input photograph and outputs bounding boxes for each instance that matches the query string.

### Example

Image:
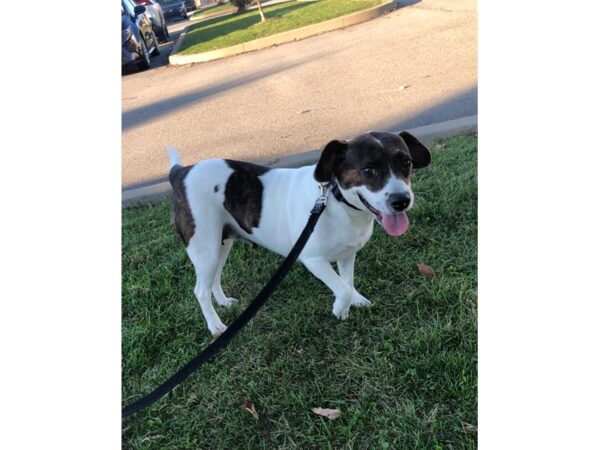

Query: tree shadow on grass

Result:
[180,1,313,53]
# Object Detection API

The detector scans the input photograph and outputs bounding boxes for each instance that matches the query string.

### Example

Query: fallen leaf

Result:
[417,263,436,279]
[311,407,341,420]
[243,401,259,420]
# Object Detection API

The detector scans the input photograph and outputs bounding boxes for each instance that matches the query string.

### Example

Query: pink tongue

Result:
[381,212,410,236]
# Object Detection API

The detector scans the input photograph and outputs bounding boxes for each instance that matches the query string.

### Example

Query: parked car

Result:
[129,0,170,43]
[122,0,160,72]
[156,0,187,22]
[185,0,201,12]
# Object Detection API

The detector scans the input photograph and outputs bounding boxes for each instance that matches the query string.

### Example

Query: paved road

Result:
[122,0,477,187]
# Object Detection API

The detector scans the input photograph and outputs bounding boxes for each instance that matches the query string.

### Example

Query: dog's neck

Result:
[331,182,360,211]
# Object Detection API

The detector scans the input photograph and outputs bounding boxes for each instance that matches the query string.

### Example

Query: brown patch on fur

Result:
[337,167,365,189]
[169,164,196,246]
[223,160,270,234]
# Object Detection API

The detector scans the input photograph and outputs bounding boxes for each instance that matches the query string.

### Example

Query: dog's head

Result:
[314,131,431,236]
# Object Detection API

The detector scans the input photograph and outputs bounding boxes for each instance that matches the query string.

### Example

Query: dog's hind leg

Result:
[337,254,371,307]
[211,239,239,307]
[186,233,228,337]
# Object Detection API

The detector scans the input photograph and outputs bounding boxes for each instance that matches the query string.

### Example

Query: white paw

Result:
[332,301,350,320]
[351,292,371,307]
[216,297,239,308]
[209,322,227,338]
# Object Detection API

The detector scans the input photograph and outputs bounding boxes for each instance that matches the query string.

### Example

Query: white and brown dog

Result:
[167,131,431,336]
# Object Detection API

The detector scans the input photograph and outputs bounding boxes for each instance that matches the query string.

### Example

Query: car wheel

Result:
[157,23,169,43]
[150,31,160,57]
[137,38,151,71]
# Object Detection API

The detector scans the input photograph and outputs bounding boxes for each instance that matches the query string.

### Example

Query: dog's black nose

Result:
[389,193,411,212]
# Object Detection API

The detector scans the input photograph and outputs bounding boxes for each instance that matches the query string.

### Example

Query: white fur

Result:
[167,145,181,168]
[171,151,413,336]
[358,175,413,216]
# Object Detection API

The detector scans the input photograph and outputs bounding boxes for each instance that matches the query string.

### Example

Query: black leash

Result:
[122,186,330,417]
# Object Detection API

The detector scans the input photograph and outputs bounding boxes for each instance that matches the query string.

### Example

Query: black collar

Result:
[331,182,360,210]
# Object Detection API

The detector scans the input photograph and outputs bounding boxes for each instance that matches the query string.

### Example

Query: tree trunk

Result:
[256,0,266,22]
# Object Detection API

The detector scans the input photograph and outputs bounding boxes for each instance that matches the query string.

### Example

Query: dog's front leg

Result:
[337,254,371,307]
[302,258,354,320]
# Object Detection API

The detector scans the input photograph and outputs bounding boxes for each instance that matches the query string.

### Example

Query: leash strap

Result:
[122,188,329,417]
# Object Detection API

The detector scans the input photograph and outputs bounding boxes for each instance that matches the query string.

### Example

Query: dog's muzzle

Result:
[358,193,410,237]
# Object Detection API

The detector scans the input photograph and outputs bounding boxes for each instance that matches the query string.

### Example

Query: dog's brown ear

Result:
[399,132,431,169]
[314,140,347,182]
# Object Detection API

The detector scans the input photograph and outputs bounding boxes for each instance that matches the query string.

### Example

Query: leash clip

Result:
[312,182,330,212]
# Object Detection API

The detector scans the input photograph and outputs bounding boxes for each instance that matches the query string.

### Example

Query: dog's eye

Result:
[402,159,412,168]
[361,167,376,178]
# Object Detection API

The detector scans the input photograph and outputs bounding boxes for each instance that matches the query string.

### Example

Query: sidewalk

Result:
[122,115,477,207]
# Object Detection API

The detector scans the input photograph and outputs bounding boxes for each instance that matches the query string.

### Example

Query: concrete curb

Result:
[122,114,477,208]
[170,25,188,57]
[169,0,401,65]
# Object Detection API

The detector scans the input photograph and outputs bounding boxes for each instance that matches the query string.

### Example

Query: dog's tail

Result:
[167,145,182,169]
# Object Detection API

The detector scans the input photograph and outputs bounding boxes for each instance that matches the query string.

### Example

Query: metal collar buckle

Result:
[312,182,330,212]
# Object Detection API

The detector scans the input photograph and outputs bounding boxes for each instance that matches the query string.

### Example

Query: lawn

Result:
[122,134,478,449]
[178,0,382,55]
[190,2,236,21]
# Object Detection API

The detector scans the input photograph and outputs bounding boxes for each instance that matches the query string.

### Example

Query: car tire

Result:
[150,31,160,57]
[137,38,151,71]
[157,23,169,43]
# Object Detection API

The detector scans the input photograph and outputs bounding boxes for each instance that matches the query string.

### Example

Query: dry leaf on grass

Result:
[417,263,436,279]
[311,407,341,420]
[243,401,259,420]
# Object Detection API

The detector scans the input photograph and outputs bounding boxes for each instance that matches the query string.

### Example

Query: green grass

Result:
[179,0,381,55]
[190,2,236,21]
[122,134,478,449]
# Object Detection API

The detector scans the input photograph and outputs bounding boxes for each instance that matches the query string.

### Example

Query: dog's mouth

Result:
[358,194,410,237]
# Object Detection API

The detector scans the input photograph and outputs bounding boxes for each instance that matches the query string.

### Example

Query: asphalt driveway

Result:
[122,0,477,187]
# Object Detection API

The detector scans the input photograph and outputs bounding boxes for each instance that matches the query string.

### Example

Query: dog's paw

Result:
[332,302,350,320]
[209,322,227,338]
[217,297,239,308]
[351,292,372,307]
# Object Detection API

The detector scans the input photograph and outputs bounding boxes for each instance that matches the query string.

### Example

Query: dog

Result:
[167,131,431,336]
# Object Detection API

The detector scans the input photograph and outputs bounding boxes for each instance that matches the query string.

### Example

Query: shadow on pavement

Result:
[122,47,343,131]
[123,84,477,190]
